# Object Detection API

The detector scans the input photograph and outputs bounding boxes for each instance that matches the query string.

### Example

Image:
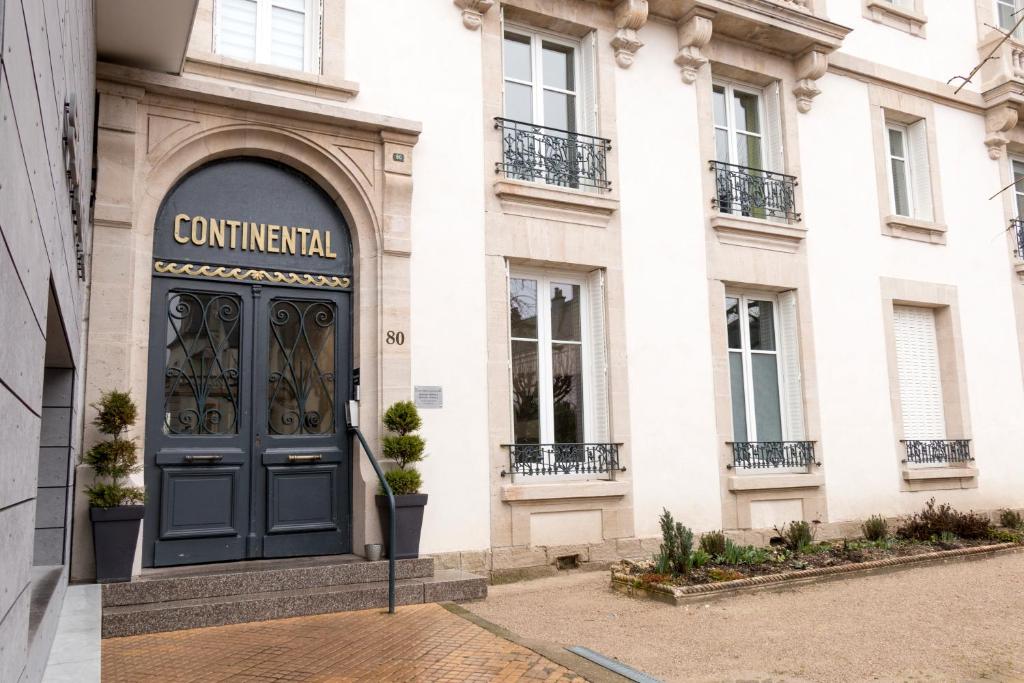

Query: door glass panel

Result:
[736,133,763,170]
[164,291,242,435]
[733,91,761,134]
[726,297,742,349]
[752,354,783,441]
[267,298,336,435]
[510,278,538,339]
[748,300,776,351]
[713,85,727,127]
[550,283,581,342]
[504,81,533,123]
[551,343,584,443]
[729,351,747,441]
[504,33,532,81]
[542,42,574,90]
[1014,160,1024,216]
[543,90,575,131]
[512,340,540,443]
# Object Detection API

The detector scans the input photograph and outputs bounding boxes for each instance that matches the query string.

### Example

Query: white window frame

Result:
[726,290,789,443]
[1011,156,1024,217]
[885,121,915,218]
[508,269,594,447]
[502,25,582,133]
[712,79,768,170]
[214,0,320,73]
[996,0,1022,35]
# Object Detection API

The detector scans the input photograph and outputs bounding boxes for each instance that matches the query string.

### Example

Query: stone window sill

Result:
[185,53,360,102]
[883,215,947,244]
[902,466,977,481]
[864,0,927,37]
[727,473,824,491]
[500,479,629,502]
[493,179,619,228]
[710,213,807,253]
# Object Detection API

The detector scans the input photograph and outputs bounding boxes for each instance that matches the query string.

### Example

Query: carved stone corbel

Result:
[611,0,649,69]
[454,0,494,30]
[675,9,714,85]
[793,49,828,113]
[985,105,1019,160]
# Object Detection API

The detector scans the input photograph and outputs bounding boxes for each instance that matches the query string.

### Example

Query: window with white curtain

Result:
[508,270,608,446]
[726,291,804,444]
[215,0,318,72]
[893,306,946,441]
[884,117,933,221]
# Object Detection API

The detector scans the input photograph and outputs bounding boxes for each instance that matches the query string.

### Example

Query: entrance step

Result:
[102,554,434,607]
[101,558,487,638]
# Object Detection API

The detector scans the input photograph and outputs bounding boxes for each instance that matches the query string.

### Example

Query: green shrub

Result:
[690,549,711,569]
[699,530,727,556]
[896,498,991,541]
[861,515,889,542]
[999,508,1023,530]
[382,468,422,496]
[775,520,816,553]
[988,527,1023,544]
[382,434,426,468]
[654,508,694,576]
[718,539,771,566]
[383,400,422,435]
[83,391,144,508]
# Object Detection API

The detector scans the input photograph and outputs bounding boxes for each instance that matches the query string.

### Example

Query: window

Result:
[215,0,319,72]
[713,82,766,171]
[893,306,945,441]
[503,28,584,133]
[1012,158,1024,217]
[509,271,607,446]
[997,0,1022,34]
[726,291,804,444]
[883,117,933,221]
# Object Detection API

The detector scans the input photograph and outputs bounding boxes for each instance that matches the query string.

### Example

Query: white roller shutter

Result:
[893,306,946,440]
[216,0,258,62]
[587,269,610,442]
[908,119,934,222]
[777,290,805,440]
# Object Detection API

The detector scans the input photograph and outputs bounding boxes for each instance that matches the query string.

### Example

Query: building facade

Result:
[50,0,1024,592]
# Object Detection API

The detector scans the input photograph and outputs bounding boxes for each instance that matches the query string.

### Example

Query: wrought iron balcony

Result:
[494,118,612,192]
[901,439,973,465]
[1012,218,1024,257]
[500,443,624,477]
[710,160,800,223]
[727,441,817,470]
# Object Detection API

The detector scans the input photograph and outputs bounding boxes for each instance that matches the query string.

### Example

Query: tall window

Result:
[726,291,803,443]
[509,271,612,447]
[713,82,765,171]
[883,117,933,221]
[997,0,1022,34]
[215,0,317,72]
[1012,158,1024,216]
[893,306,945,441]
[503,28,580,132]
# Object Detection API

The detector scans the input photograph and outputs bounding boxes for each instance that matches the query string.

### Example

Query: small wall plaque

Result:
[414,385,442,409]
[392,152,406,162]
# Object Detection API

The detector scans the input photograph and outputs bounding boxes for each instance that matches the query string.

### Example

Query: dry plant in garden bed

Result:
[614,502,1024,594]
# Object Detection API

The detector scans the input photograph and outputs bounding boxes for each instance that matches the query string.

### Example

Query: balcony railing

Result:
[500,443,624,477]
[495,118,612,192]
[901,439,973,465]
[727,441,817,470]
[710,160,800,222]
[1011,218,1024,257]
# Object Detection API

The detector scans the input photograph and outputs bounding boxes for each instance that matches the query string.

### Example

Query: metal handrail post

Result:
[350,425,396,614]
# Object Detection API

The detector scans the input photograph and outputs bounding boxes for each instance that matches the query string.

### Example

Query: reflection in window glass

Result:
[550,283,581,341]
[552,343,584,443]
[748,300,776,351]
[510,278,539,339]
[512,340,541,444]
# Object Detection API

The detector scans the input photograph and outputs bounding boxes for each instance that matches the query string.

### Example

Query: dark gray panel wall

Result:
[0,0,95,680]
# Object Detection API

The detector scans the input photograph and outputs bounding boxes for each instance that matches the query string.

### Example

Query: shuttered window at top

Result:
[893,306,946,440]
[215,0,320,73]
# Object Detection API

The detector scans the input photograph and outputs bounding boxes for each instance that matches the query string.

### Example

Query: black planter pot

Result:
[375,493,428,560]
[90,505,144,583]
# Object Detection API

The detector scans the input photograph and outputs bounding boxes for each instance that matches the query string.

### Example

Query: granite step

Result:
[101,569,487,638]
[102,555,435,608]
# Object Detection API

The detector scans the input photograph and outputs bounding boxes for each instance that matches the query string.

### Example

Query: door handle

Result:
[288,454,323,463]
[184,455,223,463]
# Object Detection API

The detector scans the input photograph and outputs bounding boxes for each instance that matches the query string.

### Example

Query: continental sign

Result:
[172,213,340,259]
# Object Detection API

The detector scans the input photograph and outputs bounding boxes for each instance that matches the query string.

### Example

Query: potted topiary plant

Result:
[84,390,145,583]
[376,400,428,559]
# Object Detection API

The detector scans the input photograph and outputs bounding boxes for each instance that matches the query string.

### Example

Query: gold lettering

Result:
[226,220,240,249]
[281,226,296,255]
[174,214,190,244]
[191,216,208,246]
[241,222,249,251]
[209,218,225,248]
[251,223,266,252]
[308,229,324,257]
[267,224,280,253]
[297,227,311,256]
[324,231,338,259]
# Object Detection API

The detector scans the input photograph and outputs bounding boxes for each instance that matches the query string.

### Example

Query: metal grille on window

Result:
[267,298,336,435]
[164,291,242,435]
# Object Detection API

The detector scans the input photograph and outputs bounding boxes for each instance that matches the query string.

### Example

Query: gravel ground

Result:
[467,551,1024,682]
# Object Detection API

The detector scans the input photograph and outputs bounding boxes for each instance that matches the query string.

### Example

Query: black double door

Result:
[144,278,352,567]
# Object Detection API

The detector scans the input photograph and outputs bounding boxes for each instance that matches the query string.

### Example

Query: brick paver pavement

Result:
[102,603,587,682]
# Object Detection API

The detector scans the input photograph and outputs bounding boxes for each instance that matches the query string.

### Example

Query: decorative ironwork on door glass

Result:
[267,298,336,435]
[164,291,242,435]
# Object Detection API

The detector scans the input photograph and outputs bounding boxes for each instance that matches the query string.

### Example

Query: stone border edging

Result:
[611,542,1020,601]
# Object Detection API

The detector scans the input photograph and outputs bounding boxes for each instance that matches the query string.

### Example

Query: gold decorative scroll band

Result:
[153,261,351,289]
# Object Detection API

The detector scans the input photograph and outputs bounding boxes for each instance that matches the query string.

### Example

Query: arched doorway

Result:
[142,157,354,567]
